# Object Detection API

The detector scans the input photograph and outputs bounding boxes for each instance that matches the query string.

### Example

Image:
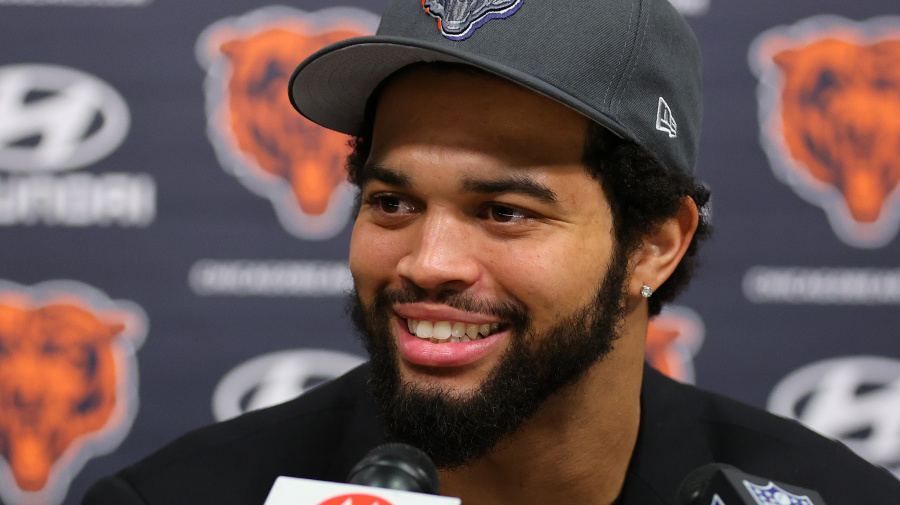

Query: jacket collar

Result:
[617,364,715,504]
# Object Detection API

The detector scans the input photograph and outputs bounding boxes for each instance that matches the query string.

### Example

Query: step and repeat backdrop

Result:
[0,0,898,504]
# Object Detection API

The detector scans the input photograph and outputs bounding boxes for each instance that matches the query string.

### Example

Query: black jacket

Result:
[82,364,900,505]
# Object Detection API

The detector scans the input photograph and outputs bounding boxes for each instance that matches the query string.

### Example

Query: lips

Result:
[394,314,508,368]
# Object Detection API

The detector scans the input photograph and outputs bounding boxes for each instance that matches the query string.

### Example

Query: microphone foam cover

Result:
[677,463,734,505]
[347,443,440,495]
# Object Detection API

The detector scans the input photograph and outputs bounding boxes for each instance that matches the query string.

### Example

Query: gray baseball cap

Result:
[289,0,702,175]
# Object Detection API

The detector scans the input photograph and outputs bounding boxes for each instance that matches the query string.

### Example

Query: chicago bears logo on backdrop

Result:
[750,16,900,248]
[0,280,146,505]
[422,0,525,41]
[645,305,705,383]
[196,7,379,240]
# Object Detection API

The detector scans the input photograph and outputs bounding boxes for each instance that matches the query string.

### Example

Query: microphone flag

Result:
[263,476,461,505]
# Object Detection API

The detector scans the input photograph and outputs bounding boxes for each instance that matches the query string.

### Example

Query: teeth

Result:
[406,319,502,343]
[433,321,452,340]
[416,320,434,339]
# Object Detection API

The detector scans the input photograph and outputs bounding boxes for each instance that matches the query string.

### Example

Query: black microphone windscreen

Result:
[676,463,828,505]
[347,443,440,495]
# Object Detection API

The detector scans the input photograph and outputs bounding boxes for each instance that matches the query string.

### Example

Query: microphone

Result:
[347,443,441,494]
[263,443,456,505]
[677,463,827,505]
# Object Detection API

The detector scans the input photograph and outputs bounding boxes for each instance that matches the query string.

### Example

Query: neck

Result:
[438,313,647,505]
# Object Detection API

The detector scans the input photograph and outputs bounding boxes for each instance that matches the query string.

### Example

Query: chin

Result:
[398,360,491,397]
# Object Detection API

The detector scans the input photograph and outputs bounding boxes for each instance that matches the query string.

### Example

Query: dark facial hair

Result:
[349,244,631,470]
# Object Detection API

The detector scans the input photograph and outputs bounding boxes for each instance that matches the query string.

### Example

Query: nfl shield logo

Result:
[422,0,525,41]
[744,480,817,505]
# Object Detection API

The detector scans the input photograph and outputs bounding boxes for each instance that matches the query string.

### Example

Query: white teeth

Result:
[433,321,452,340]
[406,319,502,342]
[416,320,434,339]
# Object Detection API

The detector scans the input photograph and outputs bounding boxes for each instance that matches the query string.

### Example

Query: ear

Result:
[628,197,700,299]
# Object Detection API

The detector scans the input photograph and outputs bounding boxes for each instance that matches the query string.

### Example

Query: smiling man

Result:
[344,67,694,503]
[82,1,900,504]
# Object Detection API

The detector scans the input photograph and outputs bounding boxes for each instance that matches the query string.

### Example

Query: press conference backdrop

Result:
[0,1,897,504]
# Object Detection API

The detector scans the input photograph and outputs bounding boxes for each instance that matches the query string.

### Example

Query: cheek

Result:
[349,221,403,297]
[488,238,612,320]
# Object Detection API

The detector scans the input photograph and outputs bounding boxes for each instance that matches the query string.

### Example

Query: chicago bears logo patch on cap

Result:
[422,0,525,41]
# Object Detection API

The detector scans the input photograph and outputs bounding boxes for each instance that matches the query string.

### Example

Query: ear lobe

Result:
[628,197,699,299]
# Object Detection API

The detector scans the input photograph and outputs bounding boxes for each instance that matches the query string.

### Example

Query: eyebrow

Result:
[361,163,558,204]
[460,176,558,204]
[359,163,412,188]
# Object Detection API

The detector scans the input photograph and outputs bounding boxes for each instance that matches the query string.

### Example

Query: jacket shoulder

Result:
[91,364,386,505]
[646,368,900,502]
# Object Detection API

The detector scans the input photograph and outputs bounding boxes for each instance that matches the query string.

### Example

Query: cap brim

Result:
[289,36,630,140]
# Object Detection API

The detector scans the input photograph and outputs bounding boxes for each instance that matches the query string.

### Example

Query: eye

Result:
[481,204,529,223]
[369,194,417,214]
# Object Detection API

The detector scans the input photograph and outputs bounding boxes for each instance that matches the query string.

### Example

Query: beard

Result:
[349,245,631,470]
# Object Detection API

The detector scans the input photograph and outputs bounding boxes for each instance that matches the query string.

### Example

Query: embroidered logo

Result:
[422,0,525,41]
[744,481,815,505]
[750,16,900,248]
[655,97,677,138]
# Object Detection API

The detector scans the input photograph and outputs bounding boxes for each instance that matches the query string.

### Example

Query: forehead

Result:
[368,66,590,173]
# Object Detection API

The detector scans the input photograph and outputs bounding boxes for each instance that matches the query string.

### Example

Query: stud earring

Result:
[640,285,653,298]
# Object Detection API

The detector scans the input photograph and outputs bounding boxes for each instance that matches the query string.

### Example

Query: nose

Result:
[396,210,482,295]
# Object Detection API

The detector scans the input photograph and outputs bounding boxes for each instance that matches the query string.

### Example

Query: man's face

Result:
[349,68,629,467]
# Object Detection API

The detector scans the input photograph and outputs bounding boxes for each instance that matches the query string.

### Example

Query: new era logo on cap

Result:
[656,97,677,138]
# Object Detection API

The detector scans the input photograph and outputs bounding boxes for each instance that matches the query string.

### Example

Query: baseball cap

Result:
[289,0,702,175]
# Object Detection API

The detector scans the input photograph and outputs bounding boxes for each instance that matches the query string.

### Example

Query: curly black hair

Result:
[581,122,711,316]
[345,63,711,317]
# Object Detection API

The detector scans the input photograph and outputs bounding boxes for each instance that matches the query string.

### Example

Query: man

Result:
[83,1,900,504]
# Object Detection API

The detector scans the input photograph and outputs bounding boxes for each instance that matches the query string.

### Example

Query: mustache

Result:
[372,285,531,330]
